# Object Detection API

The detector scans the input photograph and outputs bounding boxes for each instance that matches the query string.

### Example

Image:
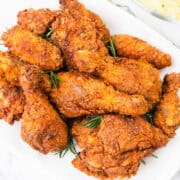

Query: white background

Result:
[0,0,180,180]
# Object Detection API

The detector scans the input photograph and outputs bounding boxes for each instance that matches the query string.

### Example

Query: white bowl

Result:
[112,0,180,47]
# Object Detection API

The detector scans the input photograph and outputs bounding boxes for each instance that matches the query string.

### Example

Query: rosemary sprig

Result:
[152,154,158,159]
[105,36,117,57]
[45,71,61,89]
[55,140,79,158]
[83,115,102,128]
[144,106,156,125]
[40,28,53,42]
[141,160,146,165]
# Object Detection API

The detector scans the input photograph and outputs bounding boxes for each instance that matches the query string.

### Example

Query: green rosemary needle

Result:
[40,28,53,42]
[105,36,117,57]
[55,140,79,158]
[44,71,61,89]
[83,115,102,128]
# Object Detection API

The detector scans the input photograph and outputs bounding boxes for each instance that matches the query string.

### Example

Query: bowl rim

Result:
[132,0,180,24]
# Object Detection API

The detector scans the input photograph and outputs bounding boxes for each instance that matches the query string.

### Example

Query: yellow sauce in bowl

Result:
[138,0,180,21]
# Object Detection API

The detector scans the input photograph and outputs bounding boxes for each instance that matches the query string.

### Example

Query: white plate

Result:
[0,0,180,180]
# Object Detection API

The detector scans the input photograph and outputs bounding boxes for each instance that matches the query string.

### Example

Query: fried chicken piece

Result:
[50,72,149,117]
[52,0,161,106]
[114,34,171,69]
[20,65,68,154]
[52,0,109,56]
[72,51,161,105]
[58,0,110,42]
[154,73,180,137]
[72,115,168,152]
[0,78,25,124]
[73,148,153,179]
[72,115,168,179]
[0,51,23,86]
[2,26,63,71]
[90,12,110,42]
[17,8,59,34]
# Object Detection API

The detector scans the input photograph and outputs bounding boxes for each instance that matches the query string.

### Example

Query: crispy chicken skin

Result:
[72,115,168,179]
[0,51,22,86]
[114,34,171,69]
[52,0,161,106]
[90,12,110,42]
[58,0,110,42]
[2,26,63,71]
[17,8,59,34]
[72,52,161,105]
[20,65,68,154]
[0,78,25,124]
[73,148,153,179]
[50,72,149,117]
[154,73,180,137]
[52,0,109,56]
[99,58,161,105]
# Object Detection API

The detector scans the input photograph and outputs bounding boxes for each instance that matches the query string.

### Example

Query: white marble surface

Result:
[0,0,180,180]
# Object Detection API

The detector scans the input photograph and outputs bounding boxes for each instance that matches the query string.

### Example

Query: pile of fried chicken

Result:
[0,0,179,179]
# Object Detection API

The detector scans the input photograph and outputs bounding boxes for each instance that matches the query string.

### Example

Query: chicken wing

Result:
[52,0,161,106]
[0,78,25,124]
[154,73,180,137]
[113,34,171,69]
[50,72,149,117]
[20,65,68,154]
[2,26,63,71]
[17,8,59,34]
[72,115,168,179]
[72,52,161,105]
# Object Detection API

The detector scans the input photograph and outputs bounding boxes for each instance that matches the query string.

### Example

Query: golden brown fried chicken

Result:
[73,148,153,179]
[0,51,23,86]
[52,0,109,57]
[90,12,110,42]
[50,72,149,117]
[2,26,63,71]
[72,115,168,179]
[52,0,161,106]
[72,52,161,105]
[20,65,68,154]
[17,8,59,34]
[58,0,110,41]
[0,78,25,124]
[154,73,180,137]
[114,34,171,69]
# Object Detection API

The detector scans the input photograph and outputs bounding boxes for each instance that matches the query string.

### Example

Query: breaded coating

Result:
[0,51,50,92]
[17,8,59,34]
[0,78,25,124]
[72,51,161,105]
[20,65,68,154]
[0,51,23,86]
[100,58,161,105]
[58,0,110,42]
[52,0,161,106]
[154,73,180,137]
[50,72,149,117]
[2,26,63,71]
[114,34,171,69]
[72,115,168,179]
[73,148,153,179]
[90,12,110,42]
[52,0,109,57]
